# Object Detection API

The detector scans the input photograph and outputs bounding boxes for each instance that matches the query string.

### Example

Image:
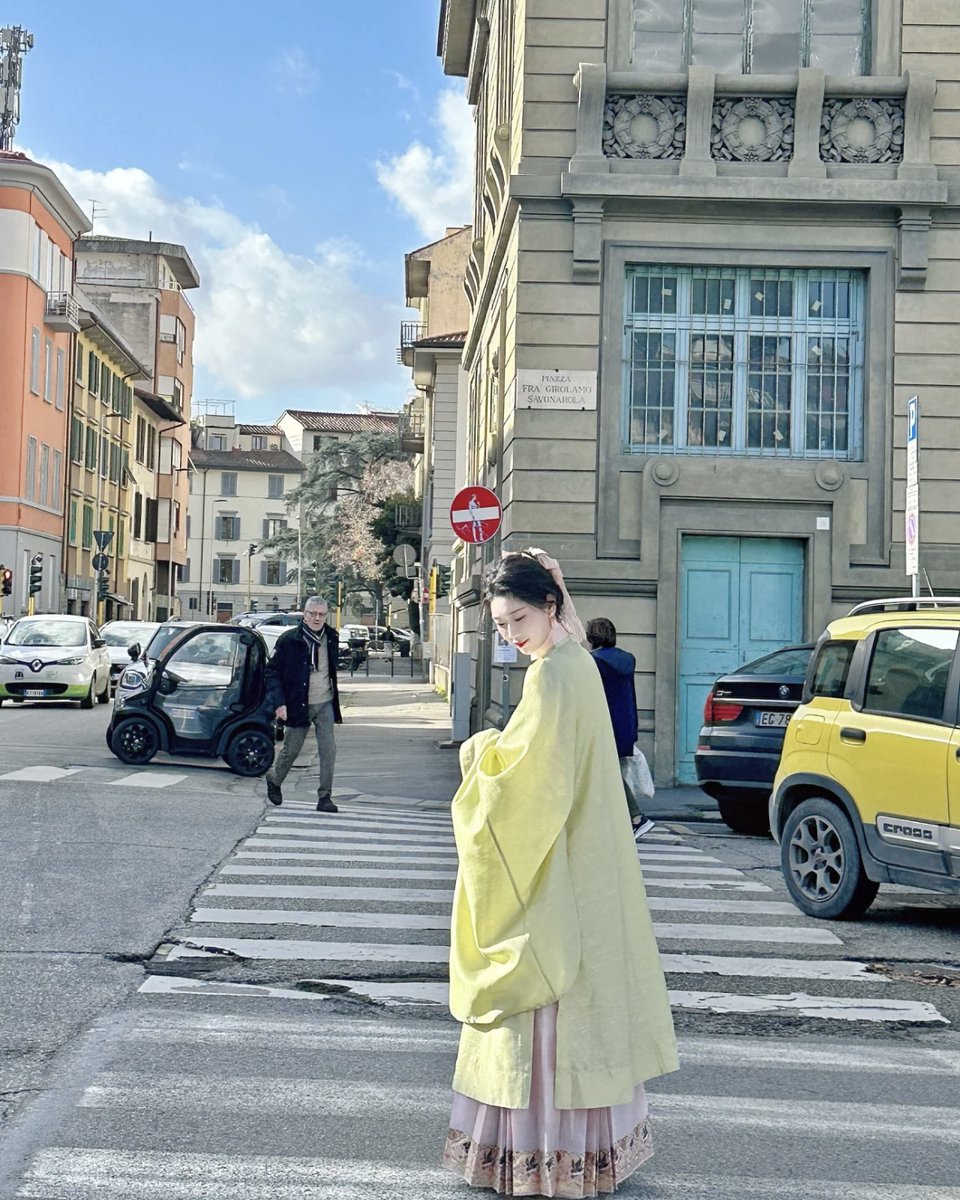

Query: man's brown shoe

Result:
[316,797,339,813]
[266,782,283,806]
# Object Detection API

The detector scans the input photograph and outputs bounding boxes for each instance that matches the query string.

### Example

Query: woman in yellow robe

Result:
[444,550,678,1198]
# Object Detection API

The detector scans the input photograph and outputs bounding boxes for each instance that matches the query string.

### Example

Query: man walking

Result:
[264,596,342,813]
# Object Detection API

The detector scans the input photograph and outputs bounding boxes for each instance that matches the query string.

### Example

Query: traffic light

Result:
[1,565,11,596]
[436,564,451,598]
[301,563,317,593]
[29,553,42,596]
[97,568,109,601]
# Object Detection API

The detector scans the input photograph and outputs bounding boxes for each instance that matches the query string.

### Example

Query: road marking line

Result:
[191,907,451,929]
[638,864,744,876]
[654,923,842,944]
[646,896,799,916]
[108,772,188,788]
[205,883,451,903]
[166,937,450,963]
[642,879,772,892]
[219,864,458,881]
[244,838,456,855]
[257,823,454,845]
[0,765,82,782]
[234,849,459,864]
[667,991,947,1023]
[661,953,886,980]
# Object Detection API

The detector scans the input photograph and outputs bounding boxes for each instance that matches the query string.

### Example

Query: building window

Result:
[52,450,62,506]
[75,344,85,383]
[88,352,100,396]
[109,442,121,484]
[100,436,109,479]
[70,416,83,464]
[69,499,78,544]
[135,416,146,464]
[623,265,865,460]
[30,328,41,394]
[263,559,285,586]
[134,492,143,539]
[215,557,239,585]
[121,448,130,488]
[209,433,227,450]
[632,0,869,76]
[250,435,267,450]
[146,426,156,470]
[172,378,184,410]
[267,474,284,499]
[220,472,237,496]
[43,339,53,402]
[25,437,37,501]
[181,558,191,583]
[263,517,288,539]
[55,349,65,410]
[82,504,94,549]
[188,596,199,611]
[85,426,98,471]
[217,514,240,540]
[39,444,49,506]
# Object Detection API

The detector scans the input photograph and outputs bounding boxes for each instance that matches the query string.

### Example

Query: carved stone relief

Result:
[603,94,687,160]
[820,97,905,164]
[711,97,795,163]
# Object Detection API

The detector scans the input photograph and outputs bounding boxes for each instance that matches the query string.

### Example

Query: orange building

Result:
[0,150,91,616]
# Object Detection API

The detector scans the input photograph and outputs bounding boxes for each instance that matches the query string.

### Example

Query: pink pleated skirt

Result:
[442,1004,652,1197]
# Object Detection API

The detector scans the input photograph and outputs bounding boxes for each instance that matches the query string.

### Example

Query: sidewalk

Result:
[284,671,718,822]
[284,673,463,810]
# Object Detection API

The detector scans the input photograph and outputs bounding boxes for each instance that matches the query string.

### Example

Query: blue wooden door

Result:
[677,536,804,783]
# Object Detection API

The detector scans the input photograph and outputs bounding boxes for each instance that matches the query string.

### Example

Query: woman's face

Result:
[490,594,557,660]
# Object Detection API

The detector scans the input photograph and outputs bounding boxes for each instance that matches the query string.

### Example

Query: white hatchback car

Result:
[0,615,111,708]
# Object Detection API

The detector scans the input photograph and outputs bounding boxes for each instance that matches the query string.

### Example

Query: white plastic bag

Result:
[621,744,655,803]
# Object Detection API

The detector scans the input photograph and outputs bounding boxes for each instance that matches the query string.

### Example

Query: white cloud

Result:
[272,47,318,97]
[376,88,474,240]
[35,155,403,404]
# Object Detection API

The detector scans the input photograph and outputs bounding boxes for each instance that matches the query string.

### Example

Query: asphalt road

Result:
[1,690,959,1198]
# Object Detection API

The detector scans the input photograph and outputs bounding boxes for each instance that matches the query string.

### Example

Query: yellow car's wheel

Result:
[782,797,879,919]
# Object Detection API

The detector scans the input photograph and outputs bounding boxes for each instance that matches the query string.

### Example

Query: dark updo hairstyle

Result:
[482,552,565,623]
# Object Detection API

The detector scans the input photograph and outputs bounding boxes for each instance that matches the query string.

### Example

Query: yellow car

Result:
[770,599,960,919]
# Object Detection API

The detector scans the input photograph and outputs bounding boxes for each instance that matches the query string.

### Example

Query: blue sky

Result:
[12,1,473,419]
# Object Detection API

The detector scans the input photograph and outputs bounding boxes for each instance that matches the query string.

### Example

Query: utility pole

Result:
[0,26,33,152]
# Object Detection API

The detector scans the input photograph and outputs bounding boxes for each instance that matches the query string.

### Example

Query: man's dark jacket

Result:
[590,646,638,758]
[265,623,342,728]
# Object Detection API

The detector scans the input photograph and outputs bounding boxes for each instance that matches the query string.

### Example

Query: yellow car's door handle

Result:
[840,727,867,743]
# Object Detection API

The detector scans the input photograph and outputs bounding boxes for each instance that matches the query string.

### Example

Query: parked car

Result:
[99,620,160,692]
[339,623,369,668]
[695,644,815,834]
[771,599,960,919]
[365,625,414,654]
[107,622,275,775]
[0,615,111,708]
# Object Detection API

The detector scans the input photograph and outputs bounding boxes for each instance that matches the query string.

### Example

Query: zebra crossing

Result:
[144,797,948,1025]
[0,764,191,788]
[5,795,959,1199]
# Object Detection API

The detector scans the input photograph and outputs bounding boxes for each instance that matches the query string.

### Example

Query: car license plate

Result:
[756,710,791,728]
[23,689,47,699]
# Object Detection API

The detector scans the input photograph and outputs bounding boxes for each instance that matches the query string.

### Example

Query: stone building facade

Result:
[439,0,960,783]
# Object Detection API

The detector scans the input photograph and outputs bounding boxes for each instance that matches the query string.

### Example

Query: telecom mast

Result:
[0,26,34,151]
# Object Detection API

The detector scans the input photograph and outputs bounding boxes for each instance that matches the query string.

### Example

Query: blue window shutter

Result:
[279,562,287,586]
[232,560,241,585]
[263,519,270,538]
[260,561,267,585]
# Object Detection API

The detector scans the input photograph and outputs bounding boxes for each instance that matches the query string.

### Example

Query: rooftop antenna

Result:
[88,199,108,227]
[0,26,34,151]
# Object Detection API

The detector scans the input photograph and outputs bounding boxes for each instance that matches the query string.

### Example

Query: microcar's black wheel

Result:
[781,797,879,920]
[716,794,771,836]
[225,729,274,777]
[111,717,160,765]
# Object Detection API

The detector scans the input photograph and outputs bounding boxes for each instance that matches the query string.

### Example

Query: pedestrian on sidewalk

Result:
[585,617,656,842]
[264,596,342,813]
[444,549,677,1198]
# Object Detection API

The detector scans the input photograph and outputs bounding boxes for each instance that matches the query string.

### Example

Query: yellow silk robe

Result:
[449,637,678,1111]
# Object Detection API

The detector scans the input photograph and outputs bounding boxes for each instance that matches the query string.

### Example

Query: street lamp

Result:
[272,594,279,611]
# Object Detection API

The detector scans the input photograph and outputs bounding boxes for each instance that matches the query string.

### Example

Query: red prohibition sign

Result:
[450,485,502,544]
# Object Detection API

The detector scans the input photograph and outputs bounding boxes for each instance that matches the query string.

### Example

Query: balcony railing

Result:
[397,321,427,365]
[399,409,425,454]
[45,291,80,332]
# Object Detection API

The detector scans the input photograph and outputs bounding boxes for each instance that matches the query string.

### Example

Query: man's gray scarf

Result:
[301,623,326,672]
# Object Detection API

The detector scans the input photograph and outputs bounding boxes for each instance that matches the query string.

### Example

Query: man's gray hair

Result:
[304,596,328,611]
